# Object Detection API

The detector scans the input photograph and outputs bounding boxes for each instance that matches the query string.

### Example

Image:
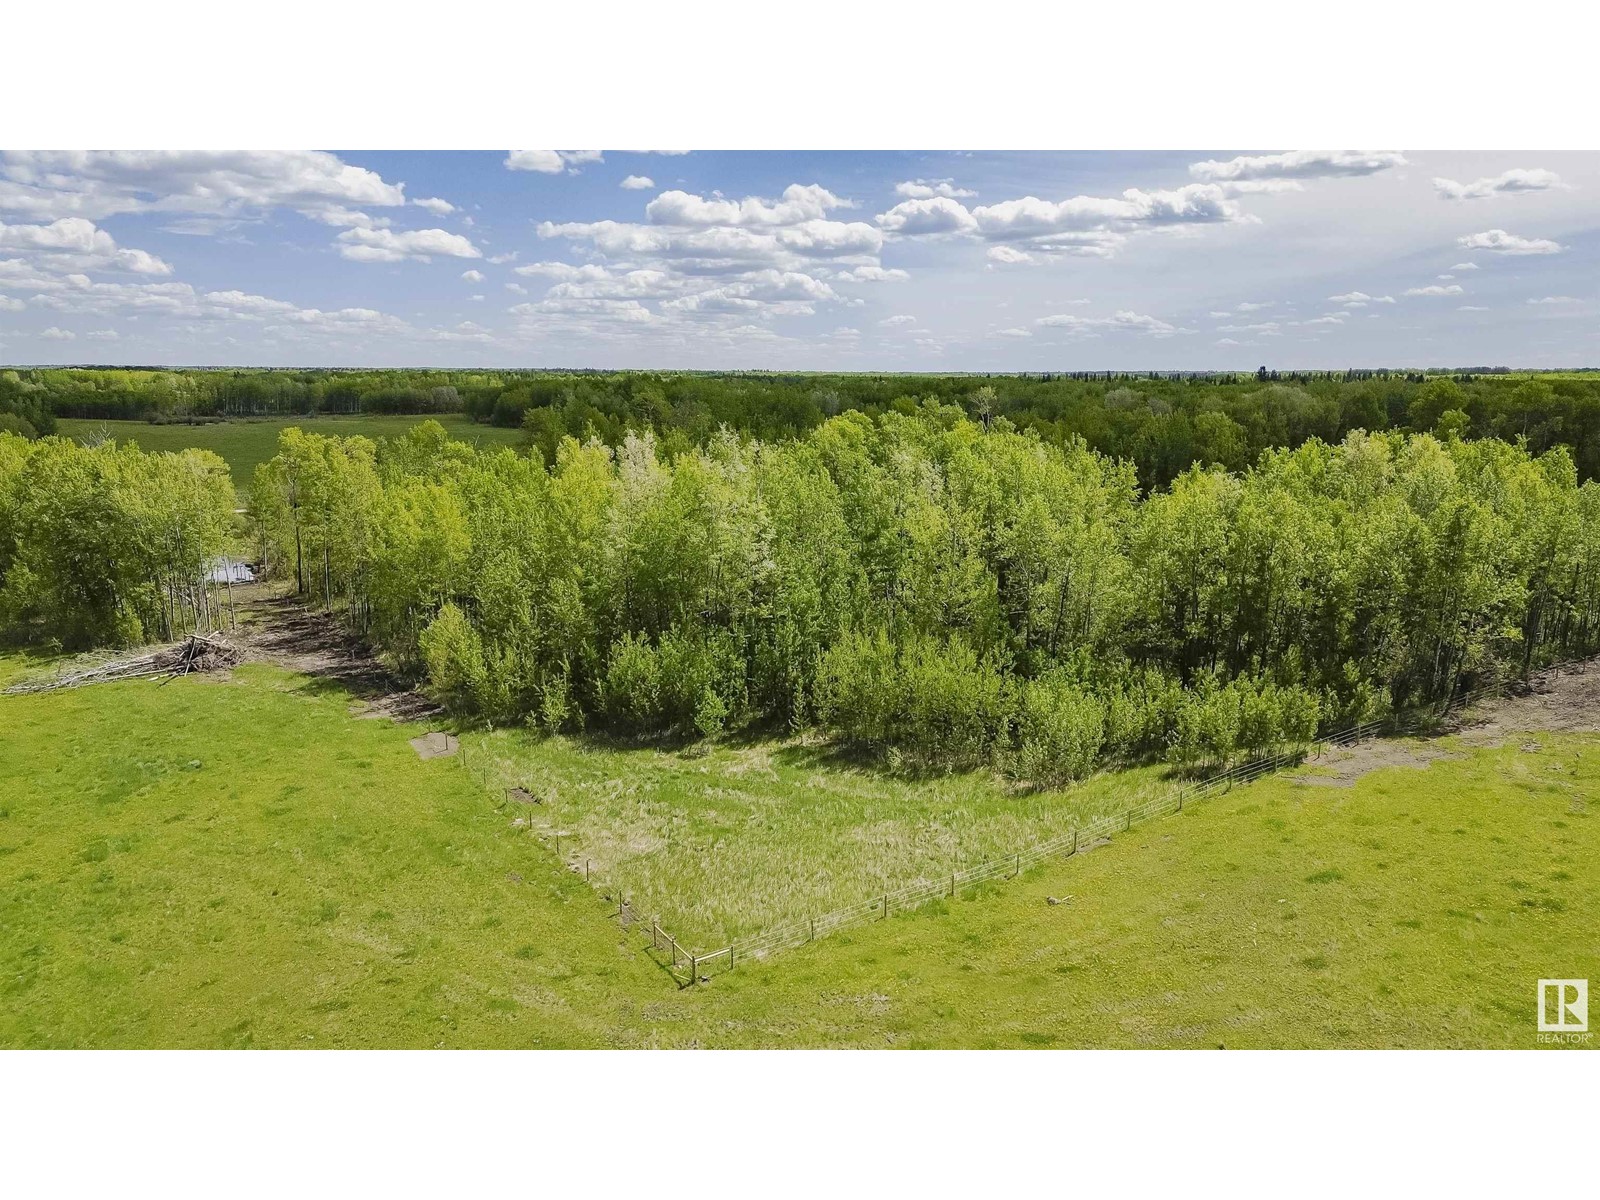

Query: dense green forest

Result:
[231,409,1600,783]
[9,362,1600,785]
[9,365,1600,489]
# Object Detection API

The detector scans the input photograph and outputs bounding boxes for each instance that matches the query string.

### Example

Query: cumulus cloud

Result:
[987,245,1036,265]
[1036,310,1177,337]
[835,265,908,282]
[461,269,485,282]
[1451,261,1480,271]
[879,314,917,326]
[1329,291,1395,306]
[1404,284,1464,296]
[879,183,1242,263]
[620,175,655,190]
[40,326,75,340]
[413,196,456,215]
[646,184,853,228]
[505,150,604,174]
[1457,229,1564,255]
[996,327,1033,338]
[0,217,172,275]
[335,227,482,263]
[0,151,408,225]
[1433,168,1565,200]
[1189,150,1407,182]
[1527,295,1581,304]
[894,179,976,200]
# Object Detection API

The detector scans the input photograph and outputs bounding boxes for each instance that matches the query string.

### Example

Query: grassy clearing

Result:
[2,651,1596,1047]
[465,727,1170,948]
[53,416,524,494]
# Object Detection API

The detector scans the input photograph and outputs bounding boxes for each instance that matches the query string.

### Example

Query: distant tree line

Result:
[15,366,1600,490]
[242,409,1600,782]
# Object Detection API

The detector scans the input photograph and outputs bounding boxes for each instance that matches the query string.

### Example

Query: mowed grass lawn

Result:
[2,653,1596,1048]
[53,416,524,494]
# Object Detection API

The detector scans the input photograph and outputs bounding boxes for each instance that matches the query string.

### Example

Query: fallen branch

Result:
[4,633,244,695]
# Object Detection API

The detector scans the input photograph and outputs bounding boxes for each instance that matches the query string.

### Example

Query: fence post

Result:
[1014,853,1021,878]
[882,893,889,919]
[1125,809,1132,832]
[729,945,735,971]
[950,871,956,898]
[690,952,697,983]
[1071,828,1078,855]
[809,916,815,942]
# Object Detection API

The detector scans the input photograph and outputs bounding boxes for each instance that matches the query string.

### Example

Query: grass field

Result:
[467,728,1169,948]
[53,415,525,494]
[2,651,1596,1048]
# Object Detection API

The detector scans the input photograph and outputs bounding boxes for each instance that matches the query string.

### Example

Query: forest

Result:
[10,364,1600,489]
[240,408,1597,784]
[8,366,1600,787]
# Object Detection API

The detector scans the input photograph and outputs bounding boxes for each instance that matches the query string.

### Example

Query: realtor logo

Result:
[1538,979,1588,1033]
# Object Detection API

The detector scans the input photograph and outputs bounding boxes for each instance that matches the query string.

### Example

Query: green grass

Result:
[53,416,524,494]
[2,653,1596,1047]
[465,727,1169,948]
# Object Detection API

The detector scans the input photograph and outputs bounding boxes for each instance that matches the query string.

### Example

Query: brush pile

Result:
[4,633,243,695]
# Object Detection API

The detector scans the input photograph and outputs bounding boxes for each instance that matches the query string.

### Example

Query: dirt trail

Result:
[1296,661,1600,788]
[231,583,441,721]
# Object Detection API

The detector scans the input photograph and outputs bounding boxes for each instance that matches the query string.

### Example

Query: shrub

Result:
[602,633,663,731]
[1015,674,1106,785]
[419,602,485,711]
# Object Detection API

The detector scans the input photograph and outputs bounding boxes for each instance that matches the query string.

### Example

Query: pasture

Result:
[53,415,524,493]
[2,648,1595,1048]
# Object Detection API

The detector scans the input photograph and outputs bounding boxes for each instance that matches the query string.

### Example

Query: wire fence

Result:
[657,653,1596,985]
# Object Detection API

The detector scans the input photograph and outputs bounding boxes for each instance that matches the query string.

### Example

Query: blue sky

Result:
[1,149,1596,369]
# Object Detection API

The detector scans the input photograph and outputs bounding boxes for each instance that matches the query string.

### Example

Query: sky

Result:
[0,149,1596,371]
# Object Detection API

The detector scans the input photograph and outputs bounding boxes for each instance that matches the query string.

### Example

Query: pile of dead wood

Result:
[4,633,243,695]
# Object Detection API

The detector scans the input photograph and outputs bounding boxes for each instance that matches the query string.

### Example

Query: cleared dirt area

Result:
[1453,661,1600,746]
[231,583,440,722]
[1295,660,1600,788]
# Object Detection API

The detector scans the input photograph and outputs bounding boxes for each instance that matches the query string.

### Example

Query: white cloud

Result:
[505,150,604,174]
[987,245,1036,265]
[0,151,408,225]
[0,294,22,311]
[0,217,172,275]
[996,327,1033,338]
[413,196,455,215]
[1404,284,1464,296]
[461,269,485,282]
[1189,150,1407,182]
[877,196,979,236]
[85,329,119,340]
[1432,168,1565,201]
[1458,305,1489,312]
[1036,310,1177,337]
[1451,261,1480,271]
[647,184,853,228]
[1457,229,1564,255]
[836,265,909,282]
[513,261,614,282]
[879,314,917,326]
[336,227,482,263]
[1527,295,1581,304]
[40,326,75,340]
[620,175,655,190]
[894,179,976,200]
[1329,291,1395,305]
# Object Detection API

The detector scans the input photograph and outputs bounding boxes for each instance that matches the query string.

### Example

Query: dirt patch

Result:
[231,585,441,721]
[409,731,459,760]
[1295,741,1460,788]
[1453,664,1600,746]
